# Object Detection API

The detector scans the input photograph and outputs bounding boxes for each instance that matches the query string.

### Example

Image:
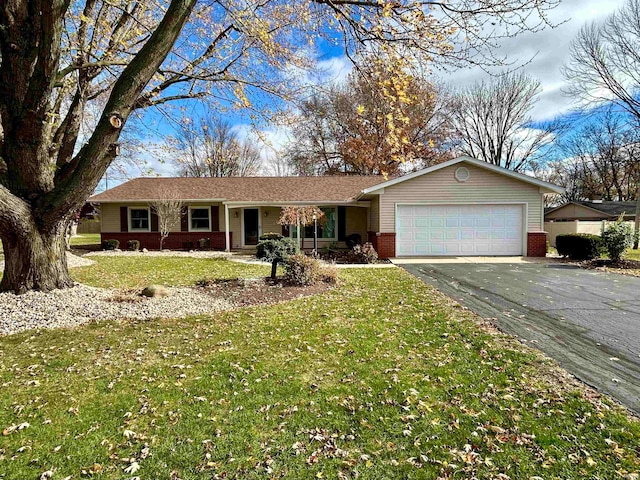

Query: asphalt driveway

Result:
[401,262,640,415]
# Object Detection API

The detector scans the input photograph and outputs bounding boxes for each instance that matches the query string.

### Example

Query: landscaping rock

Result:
[0,285,233,336]
[142,285,169,298]
[0,252,93,272]
[142,248,148,253]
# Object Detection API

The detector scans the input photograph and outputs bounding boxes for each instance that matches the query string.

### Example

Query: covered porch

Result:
[222,202,371,252]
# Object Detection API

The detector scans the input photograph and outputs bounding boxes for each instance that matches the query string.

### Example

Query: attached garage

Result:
[396,204,524,256]
[361,156,564,258]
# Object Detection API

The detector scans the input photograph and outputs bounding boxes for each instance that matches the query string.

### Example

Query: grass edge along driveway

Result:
[0,266,638,479]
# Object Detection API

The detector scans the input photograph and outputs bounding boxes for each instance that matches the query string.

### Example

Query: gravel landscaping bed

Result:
[86,250,231,259]
[0,251,94,271]
[0,284,233,336]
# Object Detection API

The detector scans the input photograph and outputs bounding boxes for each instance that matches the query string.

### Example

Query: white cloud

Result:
[437,0,625,121]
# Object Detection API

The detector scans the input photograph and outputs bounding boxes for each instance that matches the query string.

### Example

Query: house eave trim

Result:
[360,156,565,194]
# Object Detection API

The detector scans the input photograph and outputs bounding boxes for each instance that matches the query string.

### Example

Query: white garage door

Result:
[396,204,523,256]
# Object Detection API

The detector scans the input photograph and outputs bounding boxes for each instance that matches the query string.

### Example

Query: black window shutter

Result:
[150,211,159,232]
[181,207,189,232]
[120,206,128,232]
[281,224,289,236]
[212,206,220,232]
[338,206,347,241]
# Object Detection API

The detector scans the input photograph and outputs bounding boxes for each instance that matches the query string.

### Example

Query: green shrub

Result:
[284,254,321,286]
[555,234,602,260]
[346,242,378,264]
[127,239,140,251]
[256,237,297,278]
[103,239,120,250]
[345,233,362,248]
[259,232,283,241]
[602,219,635,262]
[319,264,339,285]
[322,241,341,255]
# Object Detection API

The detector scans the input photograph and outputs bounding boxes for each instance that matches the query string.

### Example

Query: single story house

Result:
[89,156,563,258]
[545,201,638,222]
[544,200,638,247]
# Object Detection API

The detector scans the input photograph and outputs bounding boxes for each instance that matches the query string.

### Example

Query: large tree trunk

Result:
[0,220,73,294]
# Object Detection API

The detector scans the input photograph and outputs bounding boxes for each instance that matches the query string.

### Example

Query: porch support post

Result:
[225,204,230,252]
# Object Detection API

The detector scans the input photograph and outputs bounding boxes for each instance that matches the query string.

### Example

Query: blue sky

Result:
[97,0,627,191]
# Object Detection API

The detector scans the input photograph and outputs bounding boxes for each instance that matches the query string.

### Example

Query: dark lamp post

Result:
[312,213,318,256]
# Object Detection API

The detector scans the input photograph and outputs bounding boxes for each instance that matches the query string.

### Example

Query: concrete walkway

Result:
[228,254,396,268]
[391,256,549,264]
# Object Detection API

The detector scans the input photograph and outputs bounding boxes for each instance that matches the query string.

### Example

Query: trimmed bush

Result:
[284,254,321,286]
[602,219,635,262]
[319,264,339,285]
[127,239,140,251]
[259,232,283,241]
[103,239,120,251]
[198,238,211,250]
[346,242,378,264]
[345,233,362,248]
[256,237,297,279]
[555,234,602,260]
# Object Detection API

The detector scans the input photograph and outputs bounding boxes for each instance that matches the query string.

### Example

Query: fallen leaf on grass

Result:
[2,422,29,435]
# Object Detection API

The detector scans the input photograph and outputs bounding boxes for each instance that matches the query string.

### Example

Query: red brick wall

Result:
[100,232,229,251]
[527,232,547,257]
[368,231,395,259]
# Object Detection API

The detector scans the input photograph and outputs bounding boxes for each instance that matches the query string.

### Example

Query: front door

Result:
[244,208,259,246]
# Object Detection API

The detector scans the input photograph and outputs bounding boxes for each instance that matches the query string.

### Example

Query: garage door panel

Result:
[397,230,413,241]
[491,217,506,227]
[396,204,523,256]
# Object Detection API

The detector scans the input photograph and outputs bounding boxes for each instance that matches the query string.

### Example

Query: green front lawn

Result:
[72,256,271,289]
[624,249,640,261]
[70,233,101,248]
[0,262,638,479]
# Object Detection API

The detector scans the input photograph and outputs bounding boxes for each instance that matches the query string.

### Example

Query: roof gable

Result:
[546,201,637,219]
[361,156,564,195]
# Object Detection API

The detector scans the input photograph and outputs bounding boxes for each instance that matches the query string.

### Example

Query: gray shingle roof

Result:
[89,176,386,203]
[574,201,637,217]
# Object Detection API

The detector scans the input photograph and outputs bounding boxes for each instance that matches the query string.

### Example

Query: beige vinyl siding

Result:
[346,206,368,240]
[228,207,242,248]
[545,203,608,221]
[101,203,122,232]
[369,196,380,232]
[261,207,283,236]
[379,164,544,232]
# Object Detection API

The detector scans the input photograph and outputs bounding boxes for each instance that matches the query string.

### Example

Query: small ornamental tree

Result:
[602,216,635,262]
[150,191,183,250]
[256,235,297,279]
[277,206,326,251]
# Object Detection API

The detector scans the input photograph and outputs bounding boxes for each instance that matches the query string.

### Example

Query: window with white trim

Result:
[190,207,211,231]
[290,207,337,239]
[129,208,150,231]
